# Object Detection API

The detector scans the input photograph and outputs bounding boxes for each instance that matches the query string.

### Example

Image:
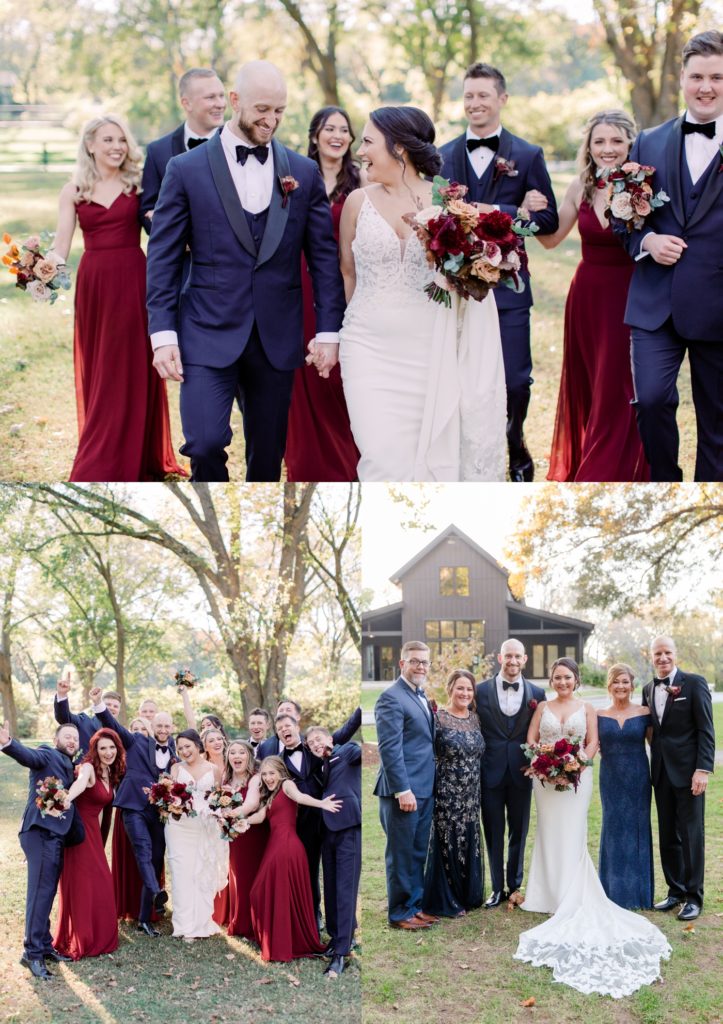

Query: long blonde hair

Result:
[577,110,637,204]
[257,755,290,808]
[73,114,143,203]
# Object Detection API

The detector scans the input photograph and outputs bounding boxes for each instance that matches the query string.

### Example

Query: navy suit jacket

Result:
[1,740,80,838]
[96,708,176,812]
[439,129,558,311]
[53,696,102,753]
[642,669,715,788]
[623,115,723,341]
[140,123,186,230]
[373,677,435,799]
[321,741,361,831]
[256,705,362,761]
[146,131,345,372]
[475,676,546,790]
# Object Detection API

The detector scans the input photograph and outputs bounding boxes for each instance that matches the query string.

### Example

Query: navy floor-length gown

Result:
[598,714,654,909]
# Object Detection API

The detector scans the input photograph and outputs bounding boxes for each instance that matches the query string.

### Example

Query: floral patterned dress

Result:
[422,708,486,915]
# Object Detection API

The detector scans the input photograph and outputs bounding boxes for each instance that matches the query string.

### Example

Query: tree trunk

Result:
[0,649,16,735]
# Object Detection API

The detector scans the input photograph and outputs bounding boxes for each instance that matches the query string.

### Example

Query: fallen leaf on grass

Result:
[285,973,301,987]
[255,978,273,985]
[520,997,536,1007]
[126,987,136,994]
[224,953,235,960]
[456,962,470,970]
[468,946,482,953]
[683,925,695,933]
[162,970,174,977]
[190,979,201,990]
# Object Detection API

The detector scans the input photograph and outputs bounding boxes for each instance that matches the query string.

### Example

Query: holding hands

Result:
[305,339,339,379]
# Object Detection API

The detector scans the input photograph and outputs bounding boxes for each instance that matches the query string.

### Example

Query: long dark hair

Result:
[307,106,361,203]
[369,106,443,179]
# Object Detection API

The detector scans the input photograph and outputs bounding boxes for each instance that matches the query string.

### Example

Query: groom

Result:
[642,635,715,921]
[475,639,546,907]
[440,62,558,482]
[147,60,345,482]
[623,30,723,481]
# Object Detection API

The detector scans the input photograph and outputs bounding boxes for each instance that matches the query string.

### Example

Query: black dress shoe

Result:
[44,948,73,962]
[137,922,160,937]
[677,902,701,922]
[153,890,168,910]
[484,891,507,908]
[20,956,54,980]
[654,896,682,912]
[509,462,534,483]
[324,954,345,978]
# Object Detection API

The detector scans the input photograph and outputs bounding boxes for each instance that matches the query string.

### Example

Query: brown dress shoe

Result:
[415,911,440,924]
[390,917,431,930]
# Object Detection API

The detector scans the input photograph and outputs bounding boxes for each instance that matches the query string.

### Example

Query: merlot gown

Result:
[249,788,326,961]
[547,201,649,482]
[284,195,359,482]
[111,812,164,922]
[54,777,118,959]
[71,190,186,482]
[227,782,269,940]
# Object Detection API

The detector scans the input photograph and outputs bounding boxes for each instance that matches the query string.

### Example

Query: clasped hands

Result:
[305,339,339,379]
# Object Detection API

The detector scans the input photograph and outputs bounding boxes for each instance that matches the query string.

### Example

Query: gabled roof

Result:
[391,523,509,584]
[505,601,595,632]
[363,601,404,622]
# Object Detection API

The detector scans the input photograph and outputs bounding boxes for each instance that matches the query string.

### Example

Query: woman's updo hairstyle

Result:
[549,657,582,691]
[369,106,443,178]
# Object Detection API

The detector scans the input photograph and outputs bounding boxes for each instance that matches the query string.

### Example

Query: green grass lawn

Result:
[361,759,723,1024]
[0,748,360,1024]
[0,170,697,481]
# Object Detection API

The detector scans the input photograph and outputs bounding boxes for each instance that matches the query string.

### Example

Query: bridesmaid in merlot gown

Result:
[224,741,268,940]
[54,728,126,959]
[532,111,649,482]
[284,107,360,481]
[245,756,341,962]
[50,114,185,482]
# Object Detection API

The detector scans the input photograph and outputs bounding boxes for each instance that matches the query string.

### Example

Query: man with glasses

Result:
[373,641,437,930]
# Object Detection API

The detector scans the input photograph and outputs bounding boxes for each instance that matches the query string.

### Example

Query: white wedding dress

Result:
[515,705,671,998]
[339,194,507,481]
[165,766,229,938]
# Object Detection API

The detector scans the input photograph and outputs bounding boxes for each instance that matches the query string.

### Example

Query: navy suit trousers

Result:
[378,794,433,922]
[480,773,533,894]
[122,807,165,921]
[20,827,65,958]
[322,825,361,954]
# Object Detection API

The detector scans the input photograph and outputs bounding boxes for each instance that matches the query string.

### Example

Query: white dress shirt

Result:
[183,123,218,149]
[683,113,723,184]
[495,672,524,716]
[92,700,170,768]
[465,126,503,180]
[653,666,678,721]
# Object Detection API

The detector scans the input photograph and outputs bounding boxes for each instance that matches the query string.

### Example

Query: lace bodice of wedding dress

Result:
[538,704,587,745]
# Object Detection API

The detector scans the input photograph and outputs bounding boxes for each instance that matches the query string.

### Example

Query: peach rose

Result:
[447,198,480,231]
[621,162,640,175]
[470,258,501,283]
[19,251,36,268]
[482,241,502,266]
[27,280,52,302]
[34,259,58,284]
[631,194,651,216]
[22,235,42,252]
[415,205,442,227]
[610,192,634,220]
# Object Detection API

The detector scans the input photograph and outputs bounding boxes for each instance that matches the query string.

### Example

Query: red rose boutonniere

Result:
[279,175,299,208]
[528,699,538,710]
[718,144,723,174]
[429,699,438,714]
[665,685,682,697]
[493,157,518,183]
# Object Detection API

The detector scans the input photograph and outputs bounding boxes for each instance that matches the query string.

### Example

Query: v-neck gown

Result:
[70,191,185,482]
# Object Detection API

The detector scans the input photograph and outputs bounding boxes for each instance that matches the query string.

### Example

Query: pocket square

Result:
[673,697,687,702]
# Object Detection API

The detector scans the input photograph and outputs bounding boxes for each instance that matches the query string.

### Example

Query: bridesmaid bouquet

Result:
[520,738,591,792]
[2,232,71,303]
[206,784,245,841]
[148,773,197,823]
[405,175,538,306]
[174,668,199,689]
[596,163,670,233]
[35,776,70,817]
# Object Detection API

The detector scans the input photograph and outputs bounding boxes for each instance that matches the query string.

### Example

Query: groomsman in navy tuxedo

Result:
[475,639,546,907]
[140,68,226,231]
[440,63,558,482]
[92,689,176,935]
[306,726,361,978]
[643,636,715,921]
[0,721,82,980]
[373,641,437,929]
[52,672,122,753]
[147,60,345,482]
[624,31,723,481]
[256,700,361,760]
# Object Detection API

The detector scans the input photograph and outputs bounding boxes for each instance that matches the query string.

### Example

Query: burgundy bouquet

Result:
[596,162,670,233]
[2,232,71,303]
[405,176,537,306]
[520,737,591,792]
[35,776,69,817]
[174,668,199,689]
[148,773,196,823]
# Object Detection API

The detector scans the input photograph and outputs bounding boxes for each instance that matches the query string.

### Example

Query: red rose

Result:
[534,755,552,772]
[554,739,570,755]
[528,699,537,710]
[476,210,514,240]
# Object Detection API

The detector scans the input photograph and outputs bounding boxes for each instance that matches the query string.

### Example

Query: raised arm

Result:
[49,182,79,263]
[536,178,582,249]
[89,687,134,748]
[331,706,361,746]
[0,726,53,771]
[178,686,197,730]
[281,778,342,813]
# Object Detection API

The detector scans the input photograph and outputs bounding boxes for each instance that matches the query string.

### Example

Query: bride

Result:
[515,658,671,998]
[165,729,228,940]
[316,105,506,482]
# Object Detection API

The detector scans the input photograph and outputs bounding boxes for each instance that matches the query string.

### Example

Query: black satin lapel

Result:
[686,155,723,229]
[454,136,469,189]
[256,139,291,267]
[488,128,511,203]
[171,124,186,157]
[647,683,662,729]
[664,119,685,227]
[206,134,257,258]
[488,681,507,736]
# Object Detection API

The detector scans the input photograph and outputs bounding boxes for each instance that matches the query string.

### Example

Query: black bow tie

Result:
[187,137,208,150]
[467,136,500,153]
[285,744,303,754]
[236,144,269,165]
[682,120,716,139]
[155,743,168,753]
[502,681,519,691]
[654,678,669,686]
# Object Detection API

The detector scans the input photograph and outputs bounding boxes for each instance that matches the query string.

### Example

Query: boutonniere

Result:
[493,157,518,182]
[665,685,681,697]
[527,699,538,710]
[429,699,438,714]
[279,175,299,207]
[718,144,723,174]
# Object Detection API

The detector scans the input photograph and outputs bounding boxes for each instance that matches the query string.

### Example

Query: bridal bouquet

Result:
[596,163,670,233]
[148,773,197,823]
[405,176,538,306]
[520,738,591,792]
[206,784,245,841]
[35,776,70,818]
[174,668,199,689]
[2,232,71,303]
